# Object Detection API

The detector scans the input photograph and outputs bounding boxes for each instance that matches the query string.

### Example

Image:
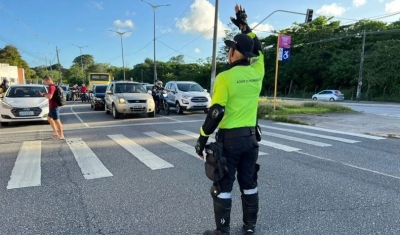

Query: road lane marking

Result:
[144,132,201,159]
[259,140,301,152]
[174,130,268,156]
[66,138,113,179]
[276,123,386,140]
[7,141,41,189]
[259,125,360,144]
[70,103,89,127]
[108,134,174,170]
[264,132,332,147]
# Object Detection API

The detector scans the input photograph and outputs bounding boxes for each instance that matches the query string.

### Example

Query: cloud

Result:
[385,0,400,12]
[126,10,136,16]
[176,0,228,39]
[77,28,84,32]
[249,22,274,33]
[316,3,347,16]
[194,48,201,53]
[353,0,366,7]
[113,19,134,29]
[90,1,104,10]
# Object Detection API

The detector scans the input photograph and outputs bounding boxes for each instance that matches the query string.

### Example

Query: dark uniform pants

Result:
[216,128,260,193]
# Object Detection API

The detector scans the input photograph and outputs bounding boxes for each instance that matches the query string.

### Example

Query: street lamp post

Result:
[72,44,88,84]
[141,0,170,83]
[109,30,131,81]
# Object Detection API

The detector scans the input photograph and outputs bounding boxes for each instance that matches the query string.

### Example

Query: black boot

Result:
[241,193,259,234]
[203,197,232,235]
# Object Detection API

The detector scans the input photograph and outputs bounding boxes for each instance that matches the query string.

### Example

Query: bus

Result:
[87,73,113,91]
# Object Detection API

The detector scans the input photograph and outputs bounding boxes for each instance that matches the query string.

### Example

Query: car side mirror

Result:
[204,89,207,92]
[0,94,3,98]
[106,90,112,94]
[147,90,152,94]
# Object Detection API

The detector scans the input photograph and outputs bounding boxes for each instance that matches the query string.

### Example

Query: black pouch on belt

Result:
[204,142,227,182]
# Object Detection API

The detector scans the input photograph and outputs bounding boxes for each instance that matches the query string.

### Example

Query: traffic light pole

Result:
[251,10,309,31]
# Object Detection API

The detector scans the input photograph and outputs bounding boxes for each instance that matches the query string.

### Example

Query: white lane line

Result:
[296,151,400,180]
[70,103,89,127]
[174,130,268,156]
[259,125,360,144]
[259,140,301,152]
[66,138,113,179]
[108,134,174,170]
[0,120,205,135]
[144,132,201,159]
[276,123,386,140]
[265,132,332,147]
[7,141,41,189]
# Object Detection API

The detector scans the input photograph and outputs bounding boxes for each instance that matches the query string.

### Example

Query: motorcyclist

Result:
[0,78,10,98]
[81,84,88,102]
[71,84,78,101]
[152,80,164,108]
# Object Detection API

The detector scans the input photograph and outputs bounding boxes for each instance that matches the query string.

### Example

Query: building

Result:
[0,63,26,84]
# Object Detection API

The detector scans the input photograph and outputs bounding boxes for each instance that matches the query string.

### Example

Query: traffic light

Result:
[305,9,313,23]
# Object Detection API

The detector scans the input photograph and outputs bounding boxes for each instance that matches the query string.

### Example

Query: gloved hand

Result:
[195,135,209,159]
[230,4,251,34]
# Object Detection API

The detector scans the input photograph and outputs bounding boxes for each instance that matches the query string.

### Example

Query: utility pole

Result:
[56,46,62,84]
[141,0,170,83]
[109,30,131,80]
[356,30,366,101]
[210,0,219,96]
[37,52,51,72]
[72,44,88,84]
[141,69,144,83]
[48,59,54,78]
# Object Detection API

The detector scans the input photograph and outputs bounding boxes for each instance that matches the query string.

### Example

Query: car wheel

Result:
[112,104,120,119]
[329,98,334,101]
[175,102,183,114]
[105,103,110,114]
[147,109,155,118]
[0,122,9,126]
[312,97,317,100]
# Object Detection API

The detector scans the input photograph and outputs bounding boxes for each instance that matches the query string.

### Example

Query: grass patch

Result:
[258,98,354,124]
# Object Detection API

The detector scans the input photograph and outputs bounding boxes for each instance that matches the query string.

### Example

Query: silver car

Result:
[104,81,155,119]
[312,90,344,101]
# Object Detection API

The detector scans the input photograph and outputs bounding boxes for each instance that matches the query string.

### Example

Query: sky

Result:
[0,0,399,69]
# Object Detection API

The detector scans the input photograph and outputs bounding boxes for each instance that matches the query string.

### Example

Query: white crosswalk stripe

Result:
[7,141,41,190]
[4,124,388,190]
[259,124,360,144]
[264,132,332,147]
[108,134,174,170]
[143,131,201,159]
[66,138,113,180]
[174,130,269,156]
[275,123,386,140]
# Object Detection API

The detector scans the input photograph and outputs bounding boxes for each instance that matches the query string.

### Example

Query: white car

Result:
[312,90,344,101]
[0,84,49,126]
[164,81,211,114]
[104,81,156,119]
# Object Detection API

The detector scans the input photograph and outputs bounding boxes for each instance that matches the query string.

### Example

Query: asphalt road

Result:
[340,102,400,118]
[1,101,400,235]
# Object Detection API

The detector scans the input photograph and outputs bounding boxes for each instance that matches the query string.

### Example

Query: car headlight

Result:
[118,98,126,104]
[182,95,190,99]
[148,98,154,103]
[39,101,48,108]
[1,102,12,109]
[95,97,101,101]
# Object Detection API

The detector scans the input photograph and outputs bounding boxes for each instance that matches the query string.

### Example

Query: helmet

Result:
[156,80,163,86]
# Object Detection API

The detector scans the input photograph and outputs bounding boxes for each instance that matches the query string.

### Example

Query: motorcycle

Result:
[155,90,170,115]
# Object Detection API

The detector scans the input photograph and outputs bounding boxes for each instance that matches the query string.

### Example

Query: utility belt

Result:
[216,127,256,142]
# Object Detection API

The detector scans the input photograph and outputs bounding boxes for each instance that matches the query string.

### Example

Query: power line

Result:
[0,35,45,62]
[156,0,194,39]
[159,27,213,60]
[0,2,55,47]
[106,39,153,63]
[156,39,197,60]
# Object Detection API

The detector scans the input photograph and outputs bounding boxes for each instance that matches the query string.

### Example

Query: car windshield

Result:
[177,83,203,92]
[60,86,68,91]
[6,86,47,98]
[115,84,146,93]
[95,86,107,93]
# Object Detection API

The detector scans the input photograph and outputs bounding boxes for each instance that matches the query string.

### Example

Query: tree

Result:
[72,54,94,68]
[217,23,240,62]
[169,55,185,64]
[0,45,34,79]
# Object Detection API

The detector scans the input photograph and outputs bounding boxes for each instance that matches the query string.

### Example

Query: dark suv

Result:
[90,84,107,110]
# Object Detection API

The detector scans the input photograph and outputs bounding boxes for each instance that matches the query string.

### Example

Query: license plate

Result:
[134,105,142,108]
[19,111,34,116]
[195,103,205,106]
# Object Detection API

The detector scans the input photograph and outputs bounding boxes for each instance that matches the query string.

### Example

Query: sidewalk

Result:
[289,112,400,138]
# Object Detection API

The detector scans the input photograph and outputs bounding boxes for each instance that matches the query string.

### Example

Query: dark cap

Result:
[224,34,256,58]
